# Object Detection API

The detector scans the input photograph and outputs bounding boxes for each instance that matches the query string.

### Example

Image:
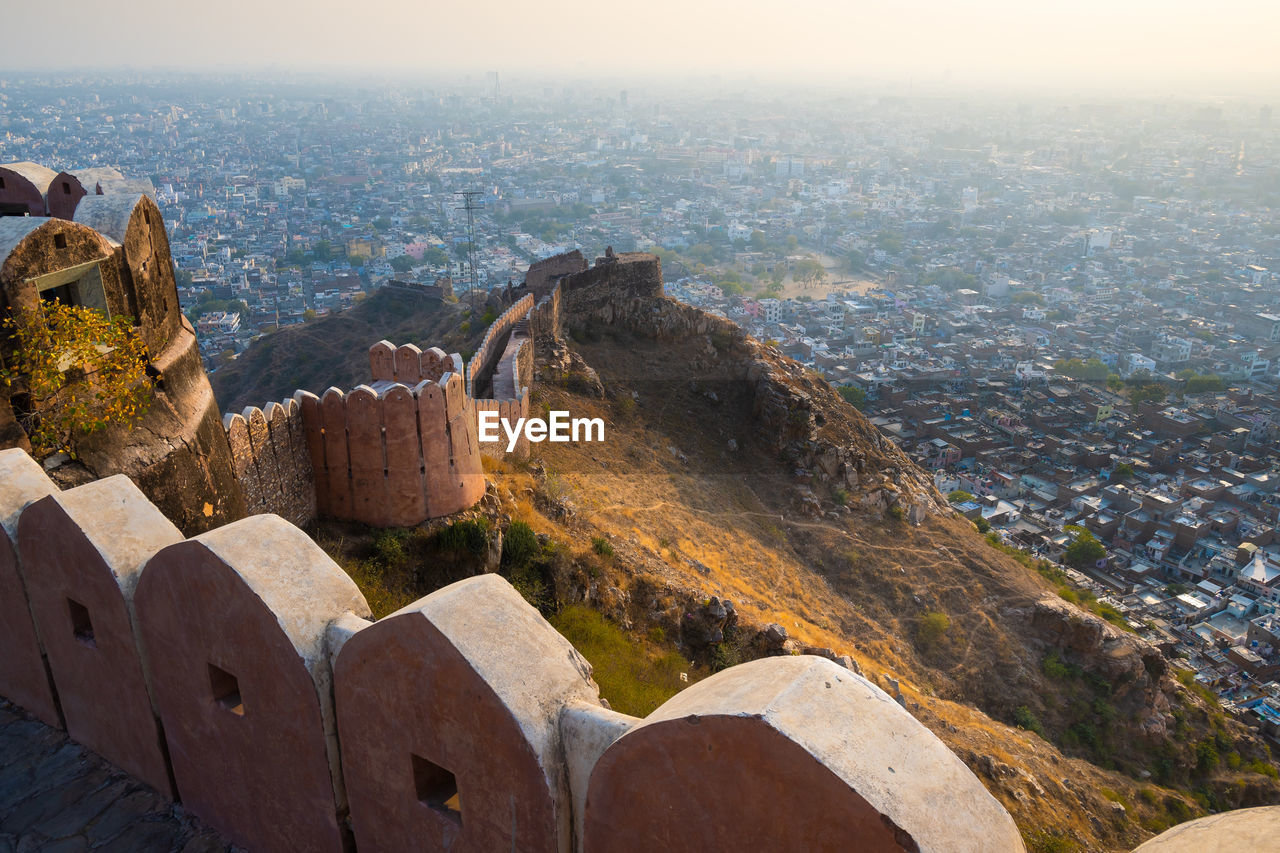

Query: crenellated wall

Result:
[223,397,316,528]
[296,373,484,527]
[467,292,534,399]
[0,445,1031,853]
[217,252,674,527]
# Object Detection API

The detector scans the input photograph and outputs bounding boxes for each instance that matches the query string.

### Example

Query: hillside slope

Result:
[209,288,484,411]
[498,293,1280,851]
[281,275,1280,850]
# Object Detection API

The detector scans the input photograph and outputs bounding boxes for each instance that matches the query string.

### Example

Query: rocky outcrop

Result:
[554,266,945,518]
[1017,596,1175,741]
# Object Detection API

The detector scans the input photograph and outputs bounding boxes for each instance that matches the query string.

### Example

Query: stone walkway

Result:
[0,702,233,853]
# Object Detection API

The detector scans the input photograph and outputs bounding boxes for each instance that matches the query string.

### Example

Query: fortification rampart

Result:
[0,445,1032,852]
[217,251,669,527]
[1,168,245,534]
[300,374,483,527]
[466,292,534,399]
[223,397,316,528]
[522,249,588,297]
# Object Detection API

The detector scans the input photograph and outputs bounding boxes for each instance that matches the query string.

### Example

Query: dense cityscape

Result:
[3,70,1280,749]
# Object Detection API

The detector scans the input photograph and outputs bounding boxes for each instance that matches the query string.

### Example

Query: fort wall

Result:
[0,166,245,534]
[216,251,667,525]
[296,374,484,527]
[466,292,534,399]
[523,249,588,297]
[0,445,1028,852]
[223,397,316,528]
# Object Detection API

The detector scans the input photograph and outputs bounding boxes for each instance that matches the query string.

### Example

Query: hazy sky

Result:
[5,0,1279,96]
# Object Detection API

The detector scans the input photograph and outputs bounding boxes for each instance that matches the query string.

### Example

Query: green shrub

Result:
[591,536,614,558]
[437,517,491,554]
[550,605,691,716]
[1042,651,1081,680]
[502,520,539,568]
[1013,705,1045,736]
[1099,787,1128,807]
[1249,760,1279,779]
[916,611,951,648]
[1187,742,1218,773]
[1023,830,1079,853]
[508,564,550,613]
[372,528,409,568]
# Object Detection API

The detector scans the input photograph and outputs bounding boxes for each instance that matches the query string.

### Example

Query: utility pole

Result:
[454,190,483,304]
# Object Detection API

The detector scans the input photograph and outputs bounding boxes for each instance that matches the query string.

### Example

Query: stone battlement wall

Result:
[295,374,484,527]
[466,292,534,399]
[521,249,589,298]
[0,446,1029,853]
[223,397,316,528]
[219,252,722,527]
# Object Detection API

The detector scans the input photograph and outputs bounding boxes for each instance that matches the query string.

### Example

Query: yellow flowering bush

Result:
[0,301,152,458]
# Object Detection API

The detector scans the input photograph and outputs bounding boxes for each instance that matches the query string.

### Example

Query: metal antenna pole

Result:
[454,190,483,304]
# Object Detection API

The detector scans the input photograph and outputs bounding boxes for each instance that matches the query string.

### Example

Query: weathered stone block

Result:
[583,656,1023,852]
[135,515,371,853]
[334,575,598,853]
[0,449,61,728]
[17,475,183,798]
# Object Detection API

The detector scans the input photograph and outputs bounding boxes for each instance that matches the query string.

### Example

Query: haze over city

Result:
[3,0,1280,96]
[1,0,1280,849]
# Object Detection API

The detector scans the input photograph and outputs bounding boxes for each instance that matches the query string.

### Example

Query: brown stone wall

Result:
[46,171,88,221]
[135,516,369,853]
[0,162,54,216]
[0,450,60,728]
[529,284,563,354]
[466,293,534,398]
[16,476,182,799]
[335,576,596,853]
[523,250,588,298]
[297,373,484,526]
[223,397,317,528]
[475,389,531,460]
[1,197,245,536]
[584,656,1024,852]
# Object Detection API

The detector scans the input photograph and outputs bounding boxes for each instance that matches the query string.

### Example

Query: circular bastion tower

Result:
[0,162,245,533]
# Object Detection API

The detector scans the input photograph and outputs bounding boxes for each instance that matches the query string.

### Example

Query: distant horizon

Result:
[1,68,1277,106]
[2,0,1278,100]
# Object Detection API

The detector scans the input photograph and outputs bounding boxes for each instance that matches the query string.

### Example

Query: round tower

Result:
[0,180,245,534]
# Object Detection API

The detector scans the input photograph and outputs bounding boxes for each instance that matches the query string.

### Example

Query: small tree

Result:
[793,257,826,289]
[838,385,866,409]
[1063,526,1106,569]
[917,611,951,649]
[0,302,152,458]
